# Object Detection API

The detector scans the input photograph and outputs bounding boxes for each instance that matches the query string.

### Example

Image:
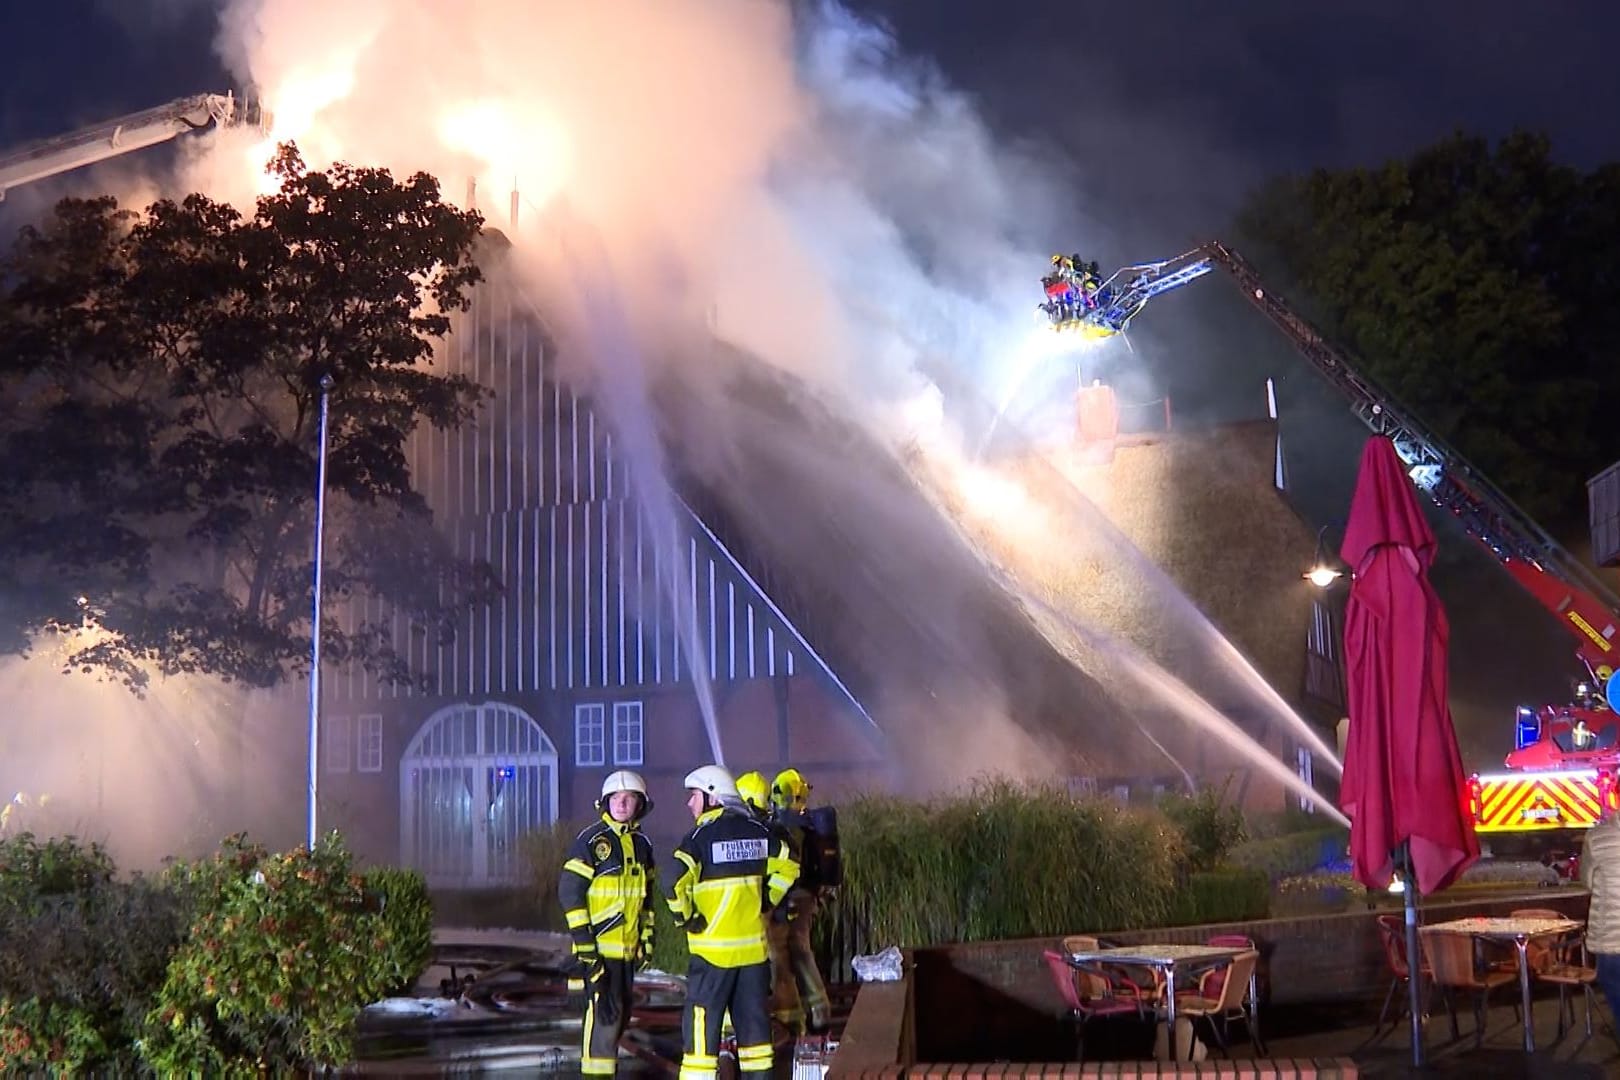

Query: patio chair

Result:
[1195,934,1268,1054]
[1195,935,1253,1000]
[1172,949,1260,1056]
[1041,949,1151,1063]
[1509,907,1570,975]
[1420,929,1517,1048]
[1374,914,1432,1033]
[1061,935,1158,1005]
[1531,931,1600,1039]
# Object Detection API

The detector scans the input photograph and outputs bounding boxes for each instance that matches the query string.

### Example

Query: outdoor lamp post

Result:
[1303,524,1343,588]
[307,373,334,850]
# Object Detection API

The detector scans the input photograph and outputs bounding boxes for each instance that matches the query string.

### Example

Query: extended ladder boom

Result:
[1195,240,1620,682]
[0,93,261,201]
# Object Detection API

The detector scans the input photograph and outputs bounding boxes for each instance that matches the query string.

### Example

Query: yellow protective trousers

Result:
[680,957,773,1080]
[768,890,830,1032]
[581,958,633,1076]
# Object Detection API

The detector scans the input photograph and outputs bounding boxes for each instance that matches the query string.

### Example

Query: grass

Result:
[834,780,1188,949]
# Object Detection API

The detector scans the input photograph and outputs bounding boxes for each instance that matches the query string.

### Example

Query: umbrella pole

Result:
[1402,842,1425,1067]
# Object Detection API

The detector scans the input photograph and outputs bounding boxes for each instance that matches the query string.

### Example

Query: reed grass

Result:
[836,780,1187,949]
[519,819,584,932]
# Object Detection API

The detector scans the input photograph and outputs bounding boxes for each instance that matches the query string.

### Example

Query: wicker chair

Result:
[1041,949,1151,1063]
[1531,932,1600,1038]
[1172,950,1260,1056]
[1420,929,1517,1048]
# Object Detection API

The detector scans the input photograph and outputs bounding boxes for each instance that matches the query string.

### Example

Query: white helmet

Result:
[683,764,738,802]
[599,770,651,817]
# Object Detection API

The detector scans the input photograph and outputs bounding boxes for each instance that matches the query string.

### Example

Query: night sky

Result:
[847,0,1620,249]
[5,1,1617,242]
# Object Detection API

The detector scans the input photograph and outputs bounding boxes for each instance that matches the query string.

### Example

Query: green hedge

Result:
[1227,828,1348,881]
[1169,868,1272,925]
[0,835,188,1075]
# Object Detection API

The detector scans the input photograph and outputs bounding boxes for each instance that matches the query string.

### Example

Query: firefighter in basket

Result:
[667,765,800,1080]
[769,767,839,1033]
[559,770,658,1077]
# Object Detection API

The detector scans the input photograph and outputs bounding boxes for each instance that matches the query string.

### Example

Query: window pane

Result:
[326,715,352,773]
[575,704,605,767]
[612,701,643,766]
[359,715,384,772]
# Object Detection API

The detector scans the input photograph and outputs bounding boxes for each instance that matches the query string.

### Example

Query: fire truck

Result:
[1041,242,1620,852]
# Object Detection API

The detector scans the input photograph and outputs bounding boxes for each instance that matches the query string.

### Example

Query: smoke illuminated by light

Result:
[5,0,1342,819]
[436,98,573,210]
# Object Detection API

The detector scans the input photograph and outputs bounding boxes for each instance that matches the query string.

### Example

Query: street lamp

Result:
[1303,524,1343,589]
[307,373,334,850]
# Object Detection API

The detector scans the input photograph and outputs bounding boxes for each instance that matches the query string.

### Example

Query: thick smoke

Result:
[1,0,1318,828]
[192,0,1326,794]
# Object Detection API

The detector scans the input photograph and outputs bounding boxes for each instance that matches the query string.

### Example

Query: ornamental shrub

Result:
[363,865,435,995]
[140,833,428,1076]
[0,834,187,1076]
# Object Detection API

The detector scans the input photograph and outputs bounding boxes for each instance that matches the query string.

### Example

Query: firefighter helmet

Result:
[771,767,811,812]
[598,770,652,817]
[683,764,738,801]
[736,770,770,814]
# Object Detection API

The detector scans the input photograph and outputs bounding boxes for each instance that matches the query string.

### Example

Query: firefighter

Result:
[737,770,804,1027]
[559,771,657,1077]
[770,767,833,1032]
[667,765,799,1080]
[736,770,772,821]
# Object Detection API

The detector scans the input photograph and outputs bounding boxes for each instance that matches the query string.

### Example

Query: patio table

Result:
[1422,915,1581,1052]
[1067,943,1249,1060]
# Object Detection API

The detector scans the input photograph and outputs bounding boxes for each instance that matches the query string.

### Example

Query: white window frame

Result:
[326,714,352,773]
[575,703,606,767]
[1296,746,1316,813]
[612,701,644,766]
[358,714,384,773]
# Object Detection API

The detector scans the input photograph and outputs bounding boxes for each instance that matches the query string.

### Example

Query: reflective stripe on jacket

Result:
[667,805,798,967]
[560,814,656,961]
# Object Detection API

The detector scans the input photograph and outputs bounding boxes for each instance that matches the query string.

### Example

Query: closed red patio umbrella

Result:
[1338,435,1480,1064]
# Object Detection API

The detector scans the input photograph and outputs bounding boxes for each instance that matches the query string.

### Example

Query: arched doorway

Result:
[400,702,558,886]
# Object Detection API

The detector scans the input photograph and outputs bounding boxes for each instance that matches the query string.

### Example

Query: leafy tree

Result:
[0,144,498,691]
[1236,131,1620,527]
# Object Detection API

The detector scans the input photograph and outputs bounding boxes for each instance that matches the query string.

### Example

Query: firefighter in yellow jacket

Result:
[559,771,657,1077]
[770,767,832,1032]
[667,765,799,1080]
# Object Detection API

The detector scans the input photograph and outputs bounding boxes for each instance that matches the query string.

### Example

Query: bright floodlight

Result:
[1305,565,1343,589]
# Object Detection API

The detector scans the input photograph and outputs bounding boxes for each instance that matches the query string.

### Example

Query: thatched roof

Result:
[1024,421,1323,717]
[660,353,1161,788]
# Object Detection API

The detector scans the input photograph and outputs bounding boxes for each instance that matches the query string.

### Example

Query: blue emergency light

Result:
[1514,707,1540,751]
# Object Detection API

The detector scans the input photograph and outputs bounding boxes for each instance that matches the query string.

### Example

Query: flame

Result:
[437,98,573,212]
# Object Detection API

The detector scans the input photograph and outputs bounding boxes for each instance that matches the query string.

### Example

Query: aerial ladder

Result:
[1045,242,1620,847]
[0,92,265,201]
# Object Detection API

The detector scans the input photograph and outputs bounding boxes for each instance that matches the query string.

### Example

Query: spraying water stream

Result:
[550,231,725,766]
[921,351,1345,776]
[1018,590,1351,826]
